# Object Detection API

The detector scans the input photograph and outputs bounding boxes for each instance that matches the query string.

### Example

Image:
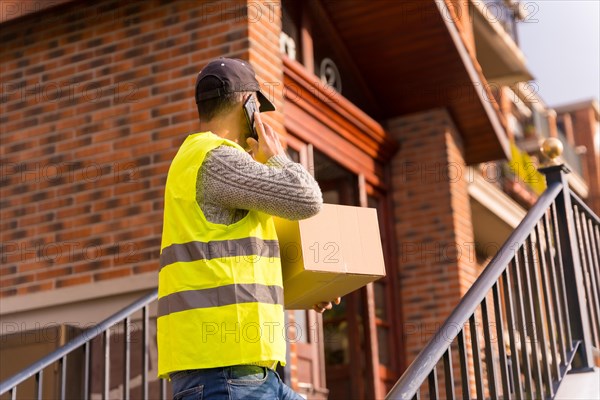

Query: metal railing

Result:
[533,108,551,139]
[481,0,520,44]
[0,289,160,400]
[2,164,598,400]
[386,163,598,399]
[557,131,584,176]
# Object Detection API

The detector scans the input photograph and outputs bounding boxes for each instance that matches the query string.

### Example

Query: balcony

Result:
[507,149,542,189]
[472,0,533,85]
[505,90,589,199]
[557,130,584,176]
[514,126,588,199]
[513,107,550,152]
[480,0,521,43]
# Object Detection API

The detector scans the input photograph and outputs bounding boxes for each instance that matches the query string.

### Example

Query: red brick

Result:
[16,281,55,296]
[93,267,132,282]
[0,273,35,287]
[389,109,477,367]
[56,274,93,288]
[35,266,73,281]
[0,0,269,304]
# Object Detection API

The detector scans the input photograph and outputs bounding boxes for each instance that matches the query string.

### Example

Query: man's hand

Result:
[313,297,341,313]
[246,112,285,164]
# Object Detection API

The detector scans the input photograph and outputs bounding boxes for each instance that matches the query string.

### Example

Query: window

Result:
[281,0,302,63]
[281,0,378,115]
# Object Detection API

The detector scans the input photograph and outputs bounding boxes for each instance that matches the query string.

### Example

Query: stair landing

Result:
[555,368,600,400]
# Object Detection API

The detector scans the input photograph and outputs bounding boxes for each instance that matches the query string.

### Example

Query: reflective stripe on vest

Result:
[158,283,284,316]
[160,237,280,270]
[157,132,286,379]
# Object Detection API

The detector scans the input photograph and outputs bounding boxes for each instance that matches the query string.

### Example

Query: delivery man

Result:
[157,57,339,399]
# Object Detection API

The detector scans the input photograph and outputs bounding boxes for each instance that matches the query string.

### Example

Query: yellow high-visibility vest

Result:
[157,132,286,379]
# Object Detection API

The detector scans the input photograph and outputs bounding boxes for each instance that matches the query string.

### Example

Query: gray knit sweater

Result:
[197,145,323,225]
[195,145,321,369]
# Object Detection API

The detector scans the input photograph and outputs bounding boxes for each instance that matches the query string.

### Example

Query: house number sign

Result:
[320,58,341,93]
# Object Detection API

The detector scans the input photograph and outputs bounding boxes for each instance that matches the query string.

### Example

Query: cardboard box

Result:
[274,203,386,309]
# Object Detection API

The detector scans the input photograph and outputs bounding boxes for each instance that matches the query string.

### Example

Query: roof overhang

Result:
[554,99,600,119]
[321,0,510,164]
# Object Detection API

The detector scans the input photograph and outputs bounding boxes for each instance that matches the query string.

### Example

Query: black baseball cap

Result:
[195,58,275,112]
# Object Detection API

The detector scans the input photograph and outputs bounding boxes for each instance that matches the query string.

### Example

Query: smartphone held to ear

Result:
[243,96,259,141]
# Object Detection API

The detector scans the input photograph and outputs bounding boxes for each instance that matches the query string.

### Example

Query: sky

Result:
[517,0,600,108]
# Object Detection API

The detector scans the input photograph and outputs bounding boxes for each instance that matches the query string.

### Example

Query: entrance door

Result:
[283,141,370,400]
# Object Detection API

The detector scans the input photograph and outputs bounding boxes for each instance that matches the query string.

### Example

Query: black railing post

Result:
[539,163,594,371]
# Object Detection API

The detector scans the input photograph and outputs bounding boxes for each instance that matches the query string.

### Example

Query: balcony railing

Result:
[514,109,584,178]
[513,107,549,155]
[481,0,521,44]
[557,131,584,176]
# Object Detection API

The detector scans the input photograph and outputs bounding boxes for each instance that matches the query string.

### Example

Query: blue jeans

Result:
[170,365,304,400]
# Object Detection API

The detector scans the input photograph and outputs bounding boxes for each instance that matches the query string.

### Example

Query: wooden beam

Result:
[364,282,383,398]
[300,4,314,74]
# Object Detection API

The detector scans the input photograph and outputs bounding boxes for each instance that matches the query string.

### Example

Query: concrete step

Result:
[555,367,600,400]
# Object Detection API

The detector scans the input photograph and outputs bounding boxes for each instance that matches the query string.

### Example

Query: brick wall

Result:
[0,0,271,297]
[387,108,479,364]
[246,1,285,135]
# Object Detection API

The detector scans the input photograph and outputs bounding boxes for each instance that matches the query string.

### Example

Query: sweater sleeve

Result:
[199,145,323,220]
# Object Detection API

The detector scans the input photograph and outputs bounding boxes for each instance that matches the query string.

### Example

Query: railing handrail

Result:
[385,181,564,399]
[0,289,158,395]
